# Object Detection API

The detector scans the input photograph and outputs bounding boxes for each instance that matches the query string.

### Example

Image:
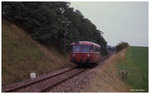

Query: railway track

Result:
[2,67,77,92]
[2,55,111,92]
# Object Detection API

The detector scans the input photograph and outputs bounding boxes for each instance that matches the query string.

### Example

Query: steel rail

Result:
[2,67,76,92]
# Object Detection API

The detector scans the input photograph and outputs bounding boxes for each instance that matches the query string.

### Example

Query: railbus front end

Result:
[70,41,101,66]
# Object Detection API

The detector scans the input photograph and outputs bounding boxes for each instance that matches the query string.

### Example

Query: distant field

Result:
[117,46,148,92]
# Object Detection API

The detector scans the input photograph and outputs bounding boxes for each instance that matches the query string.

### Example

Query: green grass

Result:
[117,46,148,92]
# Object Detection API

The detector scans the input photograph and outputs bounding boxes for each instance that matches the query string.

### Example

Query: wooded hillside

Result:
[2,2,107,54]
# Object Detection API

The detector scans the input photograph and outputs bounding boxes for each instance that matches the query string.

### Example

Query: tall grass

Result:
[117,46,148,92]
[86,49,129,92]
[2,19,73,86]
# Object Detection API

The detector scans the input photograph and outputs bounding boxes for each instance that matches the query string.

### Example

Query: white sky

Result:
[70,2,148,47]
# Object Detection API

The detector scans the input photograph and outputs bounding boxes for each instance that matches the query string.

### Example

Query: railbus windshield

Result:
[72,45,81,52]
[72,45,92,52]
[81,45,91,52]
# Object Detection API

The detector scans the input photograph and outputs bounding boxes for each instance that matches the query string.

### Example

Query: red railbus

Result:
[70,41,101,66]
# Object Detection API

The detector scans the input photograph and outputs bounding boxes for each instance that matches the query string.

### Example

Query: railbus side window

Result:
[95,46,97,52]
[97,46,99,52]
[93,45,96,52]
[94,46,100,52]
[96,46,98,52]
[91,45,94,52]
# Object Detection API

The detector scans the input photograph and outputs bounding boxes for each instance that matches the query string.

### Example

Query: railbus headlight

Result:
[87,54,90,57]
[73,54,76,57]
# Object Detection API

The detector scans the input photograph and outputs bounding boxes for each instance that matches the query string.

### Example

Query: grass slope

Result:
[117,46,148,92]
[86,49,129,92]
[2,19,73,86]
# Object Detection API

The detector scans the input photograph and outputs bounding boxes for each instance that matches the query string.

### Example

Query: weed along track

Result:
[2,56,110,92]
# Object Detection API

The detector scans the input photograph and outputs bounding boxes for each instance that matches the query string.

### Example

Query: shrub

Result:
[116,42,129,52]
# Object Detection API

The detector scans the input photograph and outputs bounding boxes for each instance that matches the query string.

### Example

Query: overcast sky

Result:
[70,2,148,47]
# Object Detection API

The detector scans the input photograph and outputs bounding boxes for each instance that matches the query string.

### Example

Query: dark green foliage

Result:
[116,42,129,52]
[2,2,107,54]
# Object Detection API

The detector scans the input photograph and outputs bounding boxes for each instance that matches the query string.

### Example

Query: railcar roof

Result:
[71,41,101,47]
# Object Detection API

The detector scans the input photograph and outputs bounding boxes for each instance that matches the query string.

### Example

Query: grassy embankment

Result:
[86,47,148,92]
[117,46,148,92]
[2,19,73,86]
[86,49,129,92]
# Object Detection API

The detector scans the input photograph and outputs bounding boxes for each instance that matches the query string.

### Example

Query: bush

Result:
[116,42,129,52]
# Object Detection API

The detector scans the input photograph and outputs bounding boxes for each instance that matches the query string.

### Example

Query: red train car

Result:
[70,41,101,66]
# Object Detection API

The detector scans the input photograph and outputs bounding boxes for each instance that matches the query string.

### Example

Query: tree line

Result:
[2,2,108,55]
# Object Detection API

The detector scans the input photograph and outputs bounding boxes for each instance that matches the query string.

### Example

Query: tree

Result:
[116,42,129,52]
[2,2,108,54]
